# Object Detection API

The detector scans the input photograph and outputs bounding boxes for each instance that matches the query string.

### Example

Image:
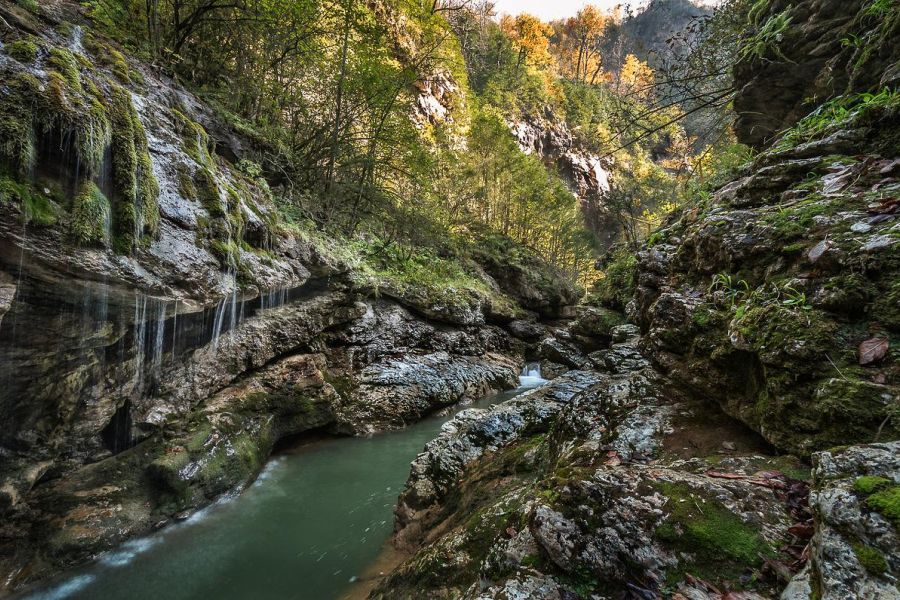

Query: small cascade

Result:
[519,362,547,387]
[171,300,178,356]
[132,294,149,395]
[259,286,289,310]
[210,294,229,351]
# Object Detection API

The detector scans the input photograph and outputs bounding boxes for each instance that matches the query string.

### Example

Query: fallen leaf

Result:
[788,523,814,538]
[859,337,889,365]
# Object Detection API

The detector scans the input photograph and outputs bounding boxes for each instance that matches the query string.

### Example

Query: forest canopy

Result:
[80,0,750,287]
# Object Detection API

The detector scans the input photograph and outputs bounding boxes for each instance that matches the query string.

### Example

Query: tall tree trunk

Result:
[325,0,353,198]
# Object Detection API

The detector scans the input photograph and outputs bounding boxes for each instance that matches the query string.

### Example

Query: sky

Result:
[491,0,643,21]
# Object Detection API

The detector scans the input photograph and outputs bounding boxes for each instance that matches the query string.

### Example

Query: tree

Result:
[618,53,654,99]
[500,13,553,70]
[558,5,609,84]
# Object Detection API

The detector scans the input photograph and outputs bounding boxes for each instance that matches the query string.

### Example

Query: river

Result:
[20,368,548,600]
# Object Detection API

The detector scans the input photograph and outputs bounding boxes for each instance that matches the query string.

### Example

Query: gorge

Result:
[0,0,899,598]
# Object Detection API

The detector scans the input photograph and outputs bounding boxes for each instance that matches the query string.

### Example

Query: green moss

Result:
[692,306,712,328]
[873,280,900,330]
[171,109,213,166]
[5,39,39,63]
[654,481,773,583]
[108,85,159,254]
[762,195,844,241]
[322,372,358,399]
[177,164,197,199]
[211,239,240,269]
[48,48,83,91]
[867,485,900,528]
[0,175,61,225]
[83,34,131,82]
[855,476,893,494]
[0,177,62,227]
[814,378,899,446]
[0,72,40,173]
[734,302,836,364]
[14,0,40,12]
[71,181,111,246]
[589,247,637,310]
[195,167,224,217]
[853,544,888,575]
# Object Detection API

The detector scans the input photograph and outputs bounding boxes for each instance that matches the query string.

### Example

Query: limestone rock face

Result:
[631,141,900,457]
[0,13,537,592]
[734,0,900,149]
[781,442,900,600]
[508,113,615,246]
[373,331,811,600]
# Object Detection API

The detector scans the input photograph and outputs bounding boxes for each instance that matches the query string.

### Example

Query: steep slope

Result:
[634,0,900,456]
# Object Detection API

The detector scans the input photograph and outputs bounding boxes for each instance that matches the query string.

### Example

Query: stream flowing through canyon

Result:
[17,368,548,600]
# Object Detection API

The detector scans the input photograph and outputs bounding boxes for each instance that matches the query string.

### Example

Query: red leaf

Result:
[859,337,889,365]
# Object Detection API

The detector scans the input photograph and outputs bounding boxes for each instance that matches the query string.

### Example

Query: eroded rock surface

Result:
[782,442,900,599]
[373,329,812,599]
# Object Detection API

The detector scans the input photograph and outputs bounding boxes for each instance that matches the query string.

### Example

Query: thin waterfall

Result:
[133,294,148,396]
[211,296,228,351]
[69,25,84,53]
[152,300,165,374]
[171,300,178,357]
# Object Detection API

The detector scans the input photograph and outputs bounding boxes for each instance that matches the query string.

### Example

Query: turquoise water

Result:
[22,376,545,600]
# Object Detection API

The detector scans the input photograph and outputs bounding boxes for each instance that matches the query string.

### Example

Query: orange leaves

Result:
[500,13,554,67]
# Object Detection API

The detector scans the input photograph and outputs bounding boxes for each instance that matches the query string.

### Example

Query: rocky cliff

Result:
[509,112,616,247]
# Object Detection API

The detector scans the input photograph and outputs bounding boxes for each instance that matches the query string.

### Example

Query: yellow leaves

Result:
[500,13,554,67]
[554,4,612,83]
[619,54,654,99]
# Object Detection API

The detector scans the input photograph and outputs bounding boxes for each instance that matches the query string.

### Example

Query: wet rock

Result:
[396,369,604,531]
[539,360,569,380]
[338,352,520,434]
[507,319,546,342]
[538,337,588,369]
[378,334,802,599]
[568,306,625,344]
[464,572,563,600]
